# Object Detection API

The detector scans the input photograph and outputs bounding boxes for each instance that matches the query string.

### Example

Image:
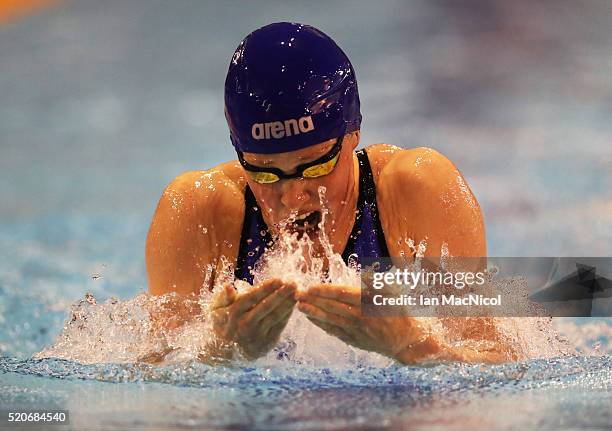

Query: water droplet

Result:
[84,292,96,305]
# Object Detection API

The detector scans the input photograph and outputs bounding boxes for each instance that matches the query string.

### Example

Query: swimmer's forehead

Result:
[242,138,337,167]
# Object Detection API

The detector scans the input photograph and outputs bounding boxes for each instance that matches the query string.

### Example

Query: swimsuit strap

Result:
[341,149,390,262]
[234,185,272,282]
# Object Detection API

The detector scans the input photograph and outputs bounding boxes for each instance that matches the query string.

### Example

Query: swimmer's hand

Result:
[208,278,297,361]
[296,284,443,364]
[297,285,517,364]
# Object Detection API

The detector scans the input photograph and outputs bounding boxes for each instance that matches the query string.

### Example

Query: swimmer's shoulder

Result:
[363,144,458,188]
[363,144,485,257]
[153,160,247,241]
[168,160,246,194]
[146,161,247,295]
[161,160,247,214]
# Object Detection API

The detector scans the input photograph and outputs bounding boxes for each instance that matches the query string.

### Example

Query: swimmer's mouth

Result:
[290,211,322,232]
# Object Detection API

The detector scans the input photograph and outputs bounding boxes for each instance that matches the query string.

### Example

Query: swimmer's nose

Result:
[280,178,309,209]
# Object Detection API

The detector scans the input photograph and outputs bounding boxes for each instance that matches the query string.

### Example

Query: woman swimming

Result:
[145,22,513,364]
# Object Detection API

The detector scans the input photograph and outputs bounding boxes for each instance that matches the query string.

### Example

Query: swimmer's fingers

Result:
[232,278,284,314]
[260,295,296,335]
[210,284,237,310]
[262,306,293,342]
[210,285,239,339]
[296,294,360,321]
[242,283,296,328]
[301,284,361,306]
[305,317,354,343]
[297,302,357,329]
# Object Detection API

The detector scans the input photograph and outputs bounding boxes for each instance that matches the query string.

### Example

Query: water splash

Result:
[35,187,574,366]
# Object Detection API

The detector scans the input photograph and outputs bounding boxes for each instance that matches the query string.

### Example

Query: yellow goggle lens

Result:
[302,154,339,178]
[249,171,280,184]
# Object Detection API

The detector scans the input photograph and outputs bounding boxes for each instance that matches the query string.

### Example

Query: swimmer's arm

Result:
[393,327,518,364]
[301,149,510,363]
[145,167,244,296]
[377,147,486,260]
[297,284,518,364]
[147,292,202,334]
[375,148,520,362]
[139,292,203,363]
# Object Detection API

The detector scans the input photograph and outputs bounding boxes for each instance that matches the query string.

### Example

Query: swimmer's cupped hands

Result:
[296,284,443,364]
[208,280,443,364]
[209,278,297,360]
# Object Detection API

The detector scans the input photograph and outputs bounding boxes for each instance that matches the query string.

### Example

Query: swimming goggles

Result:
[237,135,344,184]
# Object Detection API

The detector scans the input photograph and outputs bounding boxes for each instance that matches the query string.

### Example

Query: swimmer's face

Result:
[242,132,360,248]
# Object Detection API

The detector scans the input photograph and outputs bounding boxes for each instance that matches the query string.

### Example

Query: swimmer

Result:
[146,22,515,364]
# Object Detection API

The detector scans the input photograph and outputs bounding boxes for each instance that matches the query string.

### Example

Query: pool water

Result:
[1,356,611,430]
[1,0,611,430]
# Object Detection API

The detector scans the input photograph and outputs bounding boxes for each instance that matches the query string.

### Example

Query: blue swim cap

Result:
[225,22,361,154]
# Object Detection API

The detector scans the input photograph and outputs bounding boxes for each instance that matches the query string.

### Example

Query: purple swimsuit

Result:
[234,149,389,283]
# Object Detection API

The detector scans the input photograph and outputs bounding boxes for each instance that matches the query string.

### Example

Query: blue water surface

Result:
[1,356,611,430]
